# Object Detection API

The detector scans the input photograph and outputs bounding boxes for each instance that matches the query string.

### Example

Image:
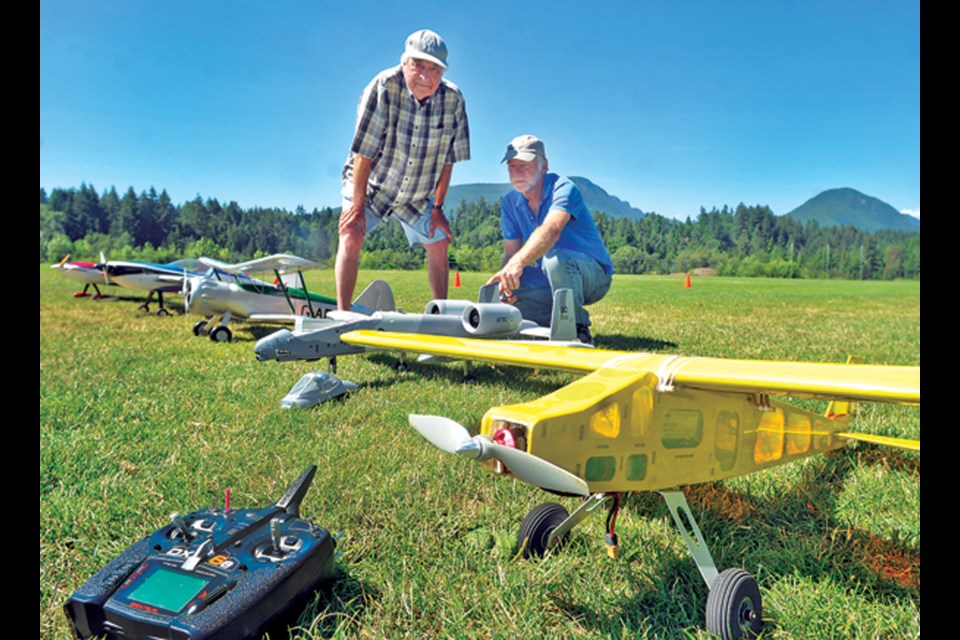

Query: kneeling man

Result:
[486,135,613,344]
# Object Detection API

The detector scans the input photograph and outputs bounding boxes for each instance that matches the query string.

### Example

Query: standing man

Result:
[336,29,470,309]
[486,135,613,344]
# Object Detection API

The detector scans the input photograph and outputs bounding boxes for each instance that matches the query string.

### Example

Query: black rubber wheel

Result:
[138,303,150,313]
[192,321,207,337]
[393,360,409,373]
[209,326,233,343]
[706,568,762,640]
[517,503,569,558]
[156,308,170,317]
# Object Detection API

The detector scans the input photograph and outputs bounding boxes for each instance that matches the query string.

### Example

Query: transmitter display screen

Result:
[128,566,210,613]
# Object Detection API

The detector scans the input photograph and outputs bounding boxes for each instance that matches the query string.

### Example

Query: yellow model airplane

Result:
[339,329,920,640]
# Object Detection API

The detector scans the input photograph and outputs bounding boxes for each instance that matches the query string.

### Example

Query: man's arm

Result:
[339,154,373,235]
[428,162,454,241]
[486,209,571,296]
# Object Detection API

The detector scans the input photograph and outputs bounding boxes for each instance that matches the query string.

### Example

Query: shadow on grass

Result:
[88,292,186,314]
[594,333,678,352]
[293,568,377,639]
[364,353,573,394]
[550,556,706,639]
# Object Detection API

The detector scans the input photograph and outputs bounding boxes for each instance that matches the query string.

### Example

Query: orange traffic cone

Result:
[454,271,461,288]
[684,274,692,288]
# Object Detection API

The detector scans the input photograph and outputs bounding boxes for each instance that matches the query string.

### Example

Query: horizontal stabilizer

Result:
[836,432,920,452]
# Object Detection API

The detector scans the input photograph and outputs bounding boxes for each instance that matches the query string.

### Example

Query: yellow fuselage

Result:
[481,354,850,493]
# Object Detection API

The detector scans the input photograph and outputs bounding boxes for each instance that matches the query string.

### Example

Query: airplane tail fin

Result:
[352,280,395,313]
[548,288,577,341]
[477,283,499,303]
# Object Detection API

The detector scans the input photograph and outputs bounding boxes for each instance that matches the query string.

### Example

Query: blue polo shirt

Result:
[500,173,614,275]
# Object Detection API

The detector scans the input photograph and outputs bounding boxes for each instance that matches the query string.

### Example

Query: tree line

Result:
[40,185,919,280]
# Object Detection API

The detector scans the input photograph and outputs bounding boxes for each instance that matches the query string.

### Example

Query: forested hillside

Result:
[40,185,919,280]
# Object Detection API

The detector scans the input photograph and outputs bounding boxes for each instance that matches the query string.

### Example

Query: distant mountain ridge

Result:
[445,177,645,220]
[447,180,916,233]
[785,188,919,232]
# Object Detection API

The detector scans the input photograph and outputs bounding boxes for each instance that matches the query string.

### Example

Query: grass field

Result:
[40,267,920,639]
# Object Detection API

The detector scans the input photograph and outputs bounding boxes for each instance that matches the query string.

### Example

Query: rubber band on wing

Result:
[656,356,701,392]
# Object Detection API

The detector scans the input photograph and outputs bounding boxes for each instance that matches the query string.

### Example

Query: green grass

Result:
[40,268,920,639]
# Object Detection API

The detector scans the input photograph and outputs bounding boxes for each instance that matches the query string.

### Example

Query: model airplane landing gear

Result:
[209,325,233,342]
[519,494,611,558]
[138,291,170,315]
[74,283,103,298]
[658,489,762,640]
[155,292,170,316]
[518,490,763,639]
[706,568,762,640]
[192,320,209,336]
[517,503,569,557]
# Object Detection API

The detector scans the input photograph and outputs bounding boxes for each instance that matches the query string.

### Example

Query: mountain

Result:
[785,188,919,232]
[445,177,645,220]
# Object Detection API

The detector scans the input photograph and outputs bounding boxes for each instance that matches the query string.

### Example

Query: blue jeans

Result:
[511,247,611,327]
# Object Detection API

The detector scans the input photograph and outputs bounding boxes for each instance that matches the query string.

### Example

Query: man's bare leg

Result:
[335,228,365,310]
[424,240,450,301]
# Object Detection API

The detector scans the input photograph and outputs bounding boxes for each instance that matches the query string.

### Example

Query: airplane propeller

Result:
[409,415,590,496]
[182,269,192,314]
[99,251,111,286]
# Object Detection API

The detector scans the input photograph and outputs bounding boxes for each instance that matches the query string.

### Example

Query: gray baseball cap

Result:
[404,29,448,69]
[501,134,546,163]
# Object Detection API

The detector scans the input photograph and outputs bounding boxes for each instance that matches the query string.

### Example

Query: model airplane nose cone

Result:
[408,414,590,496]
[453,438,483,460]
[255,329,295,361]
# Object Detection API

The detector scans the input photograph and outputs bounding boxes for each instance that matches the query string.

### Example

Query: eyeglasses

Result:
[407,58,443,77]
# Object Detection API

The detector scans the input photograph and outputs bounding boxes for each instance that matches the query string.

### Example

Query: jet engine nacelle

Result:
[461,303,522,337]
[424,299,472,316]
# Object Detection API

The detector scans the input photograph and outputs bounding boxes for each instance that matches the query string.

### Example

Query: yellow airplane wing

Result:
[340,330,920,405]
[661,356,920,405]
[340,330,625,373]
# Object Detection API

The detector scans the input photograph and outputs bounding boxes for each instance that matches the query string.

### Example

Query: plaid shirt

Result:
[342,66,470,224]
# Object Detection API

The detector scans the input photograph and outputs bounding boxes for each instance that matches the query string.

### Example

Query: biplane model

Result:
[181,254,394,342]
[335,330,920,640]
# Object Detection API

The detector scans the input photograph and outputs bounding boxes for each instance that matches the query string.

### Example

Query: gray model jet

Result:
[254,286,584,366]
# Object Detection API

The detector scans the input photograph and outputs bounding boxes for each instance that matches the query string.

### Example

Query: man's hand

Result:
[339,200,367,235]
[485,259,524,302]
[340,153,373,236]
[429,206,452,243]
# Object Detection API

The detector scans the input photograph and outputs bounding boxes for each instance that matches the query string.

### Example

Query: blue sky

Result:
[40,0,919,221]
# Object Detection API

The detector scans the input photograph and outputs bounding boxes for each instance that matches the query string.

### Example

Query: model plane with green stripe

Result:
[183,253,394,342]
